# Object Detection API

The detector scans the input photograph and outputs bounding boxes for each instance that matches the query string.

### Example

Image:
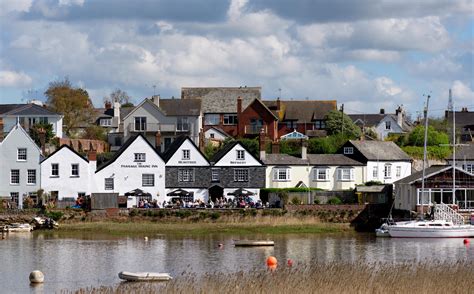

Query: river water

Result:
[1,231,473,293]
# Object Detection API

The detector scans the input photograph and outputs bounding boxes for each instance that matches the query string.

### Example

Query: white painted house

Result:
[40,145,96,200]
[0,124,42,208]
[162,136,211,202]
[93,134,166,203]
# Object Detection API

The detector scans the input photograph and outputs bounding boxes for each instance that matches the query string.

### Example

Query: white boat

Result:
[388,219,474,238]
[375,223,390,237]
[3,223,33,233]
[234,240,275,247]
[118,271,172,281]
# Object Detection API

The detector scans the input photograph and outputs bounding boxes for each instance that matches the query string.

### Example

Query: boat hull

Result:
[118,271,172,281]
[388,225,474,238]
[234,240,275,247]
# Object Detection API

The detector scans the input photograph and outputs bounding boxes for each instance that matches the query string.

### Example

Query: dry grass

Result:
[64,261,474,294]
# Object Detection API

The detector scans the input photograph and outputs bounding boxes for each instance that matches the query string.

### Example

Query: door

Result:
[209,185,224,202]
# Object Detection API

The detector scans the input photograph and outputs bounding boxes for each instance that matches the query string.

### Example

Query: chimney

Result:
[152,95,160,107]
[87,149,97,172]
[276,98,281,111]
[0,118,4,142]
[105,101,112,109]
[155,131,162,152]
[237,96,242,136]
[380,108,385,114]
[38,128,46,155]
[113,101,120,121]
[396,105,404,127]
[259,129,266,161]
[301,139,307,160]
[199,129,205,153]
[271,141,280,154]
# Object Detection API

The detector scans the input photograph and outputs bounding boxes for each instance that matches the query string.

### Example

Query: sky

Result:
[0,0,472,118]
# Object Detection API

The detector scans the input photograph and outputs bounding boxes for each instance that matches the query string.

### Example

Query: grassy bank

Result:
[66,261,474,294]
[59,218,351,236]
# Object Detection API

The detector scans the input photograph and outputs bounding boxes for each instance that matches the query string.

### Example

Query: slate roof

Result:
[446,110,474,129]
[447,143,474,160]
[210,140,264,165]
[393,165,469,184]
[41,144,89,163]
[263,154,309,165]
[159,99,201,116]
[161,136,188,162]
[181,87,260,113]
[206,127,231,138]
[0,104,61,116]
[349,140,411,161]
[307,154,365,166]
[349,113,413,132]
[263,100,336,122]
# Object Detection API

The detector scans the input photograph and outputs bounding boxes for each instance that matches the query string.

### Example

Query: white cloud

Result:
[0,70,32,87]
[452,80,474,103]
[0,0,32,15]
[58,0,85,6]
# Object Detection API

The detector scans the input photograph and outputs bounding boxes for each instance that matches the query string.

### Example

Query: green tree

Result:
[45,78,94,136]
[408,125,449,146]
[325,110,361,139]
[308,133,349,154]
[239,137,259,157]
[29,123,54,147]
[82,125,107,141]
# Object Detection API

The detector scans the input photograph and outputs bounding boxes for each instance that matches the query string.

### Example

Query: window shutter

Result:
[350,169,354,181]
[273,169,278,181]
[286,168,290,180]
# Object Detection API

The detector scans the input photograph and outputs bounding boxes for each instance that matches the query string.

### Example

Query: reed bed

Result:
[65,260,473,294]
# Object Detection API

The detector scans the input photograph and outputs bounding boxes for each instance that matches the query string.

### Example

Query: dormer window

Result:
[100,118,112,126]
[236,150,245,160]
[343,147,353,155]
[182,149,190,160]
[385,121,391,130]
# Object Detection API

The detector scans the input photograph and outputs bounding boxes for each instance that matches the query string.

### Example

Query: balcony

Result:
[127,123,191,133]
[244,125,267,135]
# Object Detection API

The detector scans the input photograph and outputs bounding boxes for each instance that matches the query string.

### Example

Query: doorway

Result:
[209,185,224,202]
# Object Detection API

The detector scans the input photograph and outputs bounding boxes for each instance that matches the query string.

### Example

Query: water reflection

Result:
[0,232,472,294]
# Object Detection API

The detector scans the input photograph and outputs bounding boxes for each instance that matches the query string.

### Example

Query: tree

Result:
[82,125,107,141]
[45,78,94,136]
[325,110,361,139]
[104,89,132,106]
[408,125,449,146]
[29,123,54,147]
[308,133,348,154]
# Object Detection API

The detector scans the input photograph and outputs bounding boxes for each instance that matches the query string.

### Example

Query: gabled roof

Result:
[205,127,231,138]
[394,165,472,185]
[122,99,166,121]
[281,130,308,140]
[447,143,474,160]
[349,114,386,127]
[247,98,278,120]
[263,100,337,122]
[446,110,474,128]
[307,154,365,166]
[181,87,260,113]
[0,104,61,116]
[95,133,161,173]
[1,123,42,155]
[159,99,201,116]
[161,135,210,164]
[263,154,308,165]
[41,144,88,163]
[348,140,411,161]
[210,141,264,165]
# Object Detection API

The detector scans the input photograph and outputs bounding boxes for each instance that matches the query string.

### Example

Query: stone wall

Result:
[166,167,212,188]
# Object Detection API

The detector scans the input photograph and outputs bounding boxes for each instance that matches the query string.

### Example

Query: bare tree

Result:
[104,89,132,106]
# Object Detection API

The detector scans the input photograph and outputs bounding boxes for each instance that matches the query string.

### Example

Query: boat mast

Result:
[451,89,456,205]
[420,95,430,220]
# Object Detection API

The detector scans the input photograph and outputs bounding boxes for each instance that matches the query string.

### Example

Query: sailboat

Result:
[388,92,474,238]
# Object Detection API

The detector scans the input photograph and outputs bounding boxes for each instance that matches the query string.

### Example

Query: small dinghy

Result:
[118,271,172,282]
[234,240,274,247]
[4,223,33,233]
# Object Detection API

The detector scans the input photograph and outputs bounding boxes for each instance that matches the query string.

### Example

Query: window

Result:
[134,153,146,162]
[337,168,354,181]
[204,114,220,125]
[313,167,329,181]
[105,178,114,190]
[10,192,19,205]
[27,169,36,184]
[100,118,112,126]
[314,120,326,129]
[134,117,147,131]
[384,164,392,178]
[182,149,190,160]
[177,117,189,131]
[343,147,353,155]
[10,170,20,185]
[17,148,27,161]
[234,169,249,182]
[178,168,194,182]
[273,168,290,181]
[51,163,59,177]
[223,114,238,125]
[39,117,48,124]
[385,121,391,130]
[210,133,215,139]
[211,168,220,182]
[463,164,473,173]
[373,166,378,178]
[285,121,295,129]
[142,174,155,186]
[71,164,79,176]
[396,166,401,178]
[236,150,245,160]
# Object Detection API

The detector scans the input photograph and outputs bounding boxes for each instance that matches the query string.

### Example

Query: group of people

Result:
[134,196,268,209]
[138,199,159,208]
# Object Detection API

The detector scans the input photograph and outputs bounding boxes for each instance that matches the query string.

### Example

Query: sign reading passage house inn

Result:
[120,163,160,168]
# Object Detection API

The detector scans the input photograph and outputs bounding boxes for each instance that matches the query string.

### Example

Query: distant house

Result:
[238,98,279,140]
[264,99,337,138]
[340,140,412,184]
[349,106,412,140]
[204,126,230,142]
[445,108,474,142]
[0,103,63,138]
[0,124,42,208]
[446,143,474,173]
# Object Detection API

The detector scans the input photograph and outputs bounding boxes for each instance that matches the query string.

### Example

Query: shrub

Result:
[210,212,221,220]
[290,196,301,205]
[313,199,321,204]
[44,210,64,221]
[129,209,139,217]
[327,197,342,205]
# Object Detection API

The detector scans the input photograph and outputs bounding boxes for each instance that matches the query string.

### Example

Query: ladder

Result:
[434,203,465,225]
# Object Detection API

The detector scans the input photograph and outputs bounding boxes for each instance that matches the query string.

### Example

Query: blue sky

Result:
[0,0,472,118]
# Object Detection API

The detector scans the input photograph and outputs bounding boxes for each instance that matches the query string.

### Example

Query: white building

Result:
[40,145,96,200]
[93,134,166,203]
[0,124,42,208]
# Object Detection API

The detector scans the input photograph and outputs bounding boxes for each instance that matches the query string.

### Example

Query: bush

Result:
[44,210,64,221]
[290,196,301,205]
[210,212,221,220]
[327,197,342,205]
[408,125,449,146]
[313,199,321,204]
[129,209,139,217]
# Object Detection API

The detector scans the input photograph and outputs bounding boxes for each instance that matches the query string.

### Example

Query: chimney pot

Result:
[105,101,112,109]
[87,150,97,161]
[380,108,385,114]
[155,131,162,151]
[271,141,280,154]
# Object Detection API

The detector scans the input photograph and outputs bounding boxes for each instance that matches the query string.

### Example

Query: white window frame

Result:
[337,167,354,181]
[313,167,329,181]
[236,150,245,160]
[142,174,155,187]
[134,117,147,131]
[10,192,19,204]
[10,169,20,185]
[17,148,27,161]
[177,117,189,131]
[343,147,353,155]
[384,164,392,179]
[273,167,291,181]
[100,118,112,126]
[211,168,220,182]
[105,178,114,190]
[178,168,195,182]
[51,163,59,177]
[134,153,146,162]
[182,149,190,160]
[223,114,238,125]
[71,164,79,177]
[385,121,391,130]
[373,166,378,178]
[396,166,401,178]
[204,114,220,125]
[27,169,36,185]
[234,168,249,182]
[464,164,473,173]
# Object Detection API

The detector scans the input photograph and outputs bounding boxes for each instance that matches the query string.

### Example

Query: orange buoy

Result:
[287,259,293,267]
[463,239,470,245]
[266,256,277,266]
[268,264,277,271]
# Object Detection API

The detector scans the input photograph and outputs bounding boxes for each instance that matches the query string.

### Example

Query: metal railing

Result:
[434,203,465,225]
